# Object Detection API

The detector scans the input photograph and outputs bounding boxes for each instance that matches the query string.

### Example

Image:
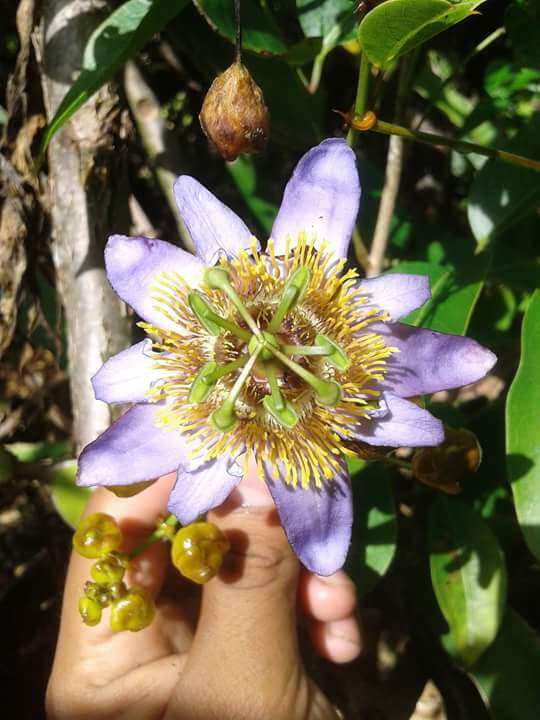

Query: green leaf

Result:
[247,54,324,148]
[39,0,188,155]
[296,0,351,38]
[193,0,287,55]
[506,289,540,562]
[226,156,277,234]
[5,440,70,463]
[388,250,487,335]
[345,461,397,598]
[468,115,540,250]
[358,0,485,68]
[505,0,540,70]
[304,6,357,91]
[0,447,14,483]
[281,38,323,66]
[429,496,508,668]
[470,609,540,720]
[50,460,90,529]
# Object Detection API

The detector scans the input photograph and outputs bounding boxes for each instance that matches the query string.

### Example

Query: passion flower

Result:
[77,139,495,575]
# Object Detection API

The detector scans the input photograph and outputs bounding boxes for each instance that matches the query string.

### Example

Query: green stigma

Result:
[188,261,349,433]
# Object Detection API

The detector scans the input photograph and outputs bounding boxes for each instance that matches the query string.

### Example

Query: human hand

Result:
[46,471,361,720]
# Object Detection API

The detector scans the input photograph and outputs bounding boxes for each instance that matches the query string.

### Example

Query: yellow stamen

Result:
[141,236,397,488]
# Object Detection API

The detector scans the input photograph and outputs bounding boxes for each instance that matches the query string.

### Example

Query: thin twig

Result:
[368,134,404,277]
[352,227,371,275]
[368,57,413,276]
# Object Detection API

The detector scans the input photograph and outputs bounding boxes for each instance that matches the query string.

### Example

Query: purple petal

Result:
[167,454,243,525]
[374,322,497,397]
[174,176,258,264]
[357,274,430,321]
[105,235,204,332]
[77,403,187,487]
[265,456,352,576]
[352,393,444,447]
[271,138,360,260]
[91,340,161,404]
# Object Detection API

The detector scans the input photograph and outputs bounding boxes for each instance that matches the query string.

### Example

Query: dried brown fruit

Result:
[199,61,269,161]
[412,427,481,495]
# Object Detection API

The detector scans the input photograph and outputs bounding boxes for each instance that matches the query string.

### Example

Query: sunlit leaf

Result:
[388,250,487,335]
[39,0,188,154]
[50,460,90,529]
[226,156,277,233]
[358,0,485,68]
[470,609,540,720]
[346,461,397,598]
[506,290,540,562]
[429,496,508,667]
[468,114,540,250]
[5,440,70,463]
[296,0,351,38]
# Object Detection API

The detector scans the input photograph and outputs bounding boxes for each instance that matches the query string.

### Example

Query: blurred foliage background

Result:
[1,0,539,717]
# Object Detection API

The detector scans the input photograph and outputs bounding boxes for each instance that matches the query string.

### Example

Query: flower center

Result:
[140,236,395,487]
[184,263,344,432]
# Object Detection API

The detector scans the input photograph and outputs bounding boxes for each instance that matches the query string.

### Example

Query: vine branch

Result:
[344,113,540,173]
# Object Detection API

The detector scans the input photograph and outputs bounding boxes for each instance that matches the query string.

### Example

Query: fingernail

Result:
[316,570,356,589]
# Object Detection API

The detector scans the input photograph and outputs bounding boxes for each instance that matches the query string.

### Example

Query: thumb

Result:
[177,464,305,717]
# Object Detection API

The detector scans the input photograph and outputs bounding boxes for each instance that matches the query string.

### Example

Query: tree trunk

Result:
[41,0,131,453]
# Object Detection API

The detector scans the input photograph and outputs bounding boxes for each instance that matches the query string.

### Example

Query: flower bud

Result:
[412,427,481,494]
[110,586,155,633]
[199,61,269,161]
[78,596,102,626]
[171,522,230,584]
[90,554,126,585]
[73,512,123,559]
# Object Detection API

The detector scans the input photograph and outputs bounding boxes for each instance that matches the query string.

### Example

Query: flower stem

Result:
[233,0,242,63]
[128,514,178,560]
[346,51,371,148]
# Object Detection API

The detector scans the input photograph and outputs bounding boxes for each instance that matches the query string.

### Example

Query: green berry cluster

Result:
[73,512,155,632]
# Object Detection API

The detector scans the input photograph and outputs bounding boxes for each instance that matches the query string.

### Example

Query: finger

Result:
[298,569,357,623]
[309,615,362,664]
[50,475,180,686]
[171,465,304,717]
